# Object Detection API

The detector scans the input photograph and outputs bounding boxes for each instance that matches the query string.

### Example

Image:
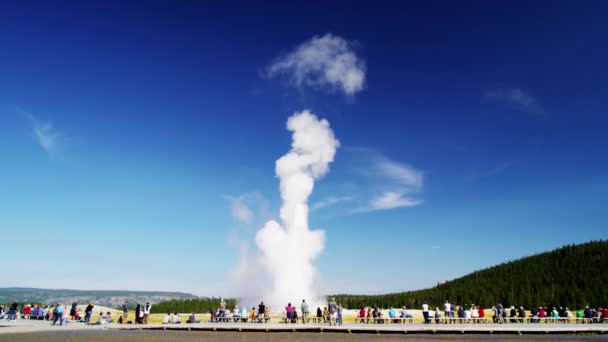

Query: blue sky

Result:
[1,1,607,296]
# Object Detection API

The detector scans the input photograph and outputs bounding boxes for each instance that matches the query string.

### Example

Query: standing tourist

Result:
[301,299,309,323]
[8,301,18,322]
[84,303,94,323]
[143,302,151,324]
[328,297,338,326]
[52,302,65,326]
[422,302,429,324]
[135,304,141,324]
[122,301,129,323]
[70,301,78,320]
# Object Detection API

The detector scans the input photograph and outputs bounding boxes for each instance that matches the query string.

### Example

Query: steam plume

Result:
[255,110,339,308]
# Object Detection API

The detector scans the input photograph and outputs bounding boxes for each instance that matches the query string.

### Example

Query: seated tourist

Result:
[105,312,114,324]
[471,306,479,318]
[388,307,396,318]
[584,306,593,319]
[188,312,200,323]
[162,313,171,324]
[400,306,412,319]
[172,312,180,324]
[241,307,247,321]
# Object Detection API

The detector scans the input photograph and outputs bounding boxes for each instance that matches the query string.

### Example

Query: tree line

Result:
[329,241,608,309]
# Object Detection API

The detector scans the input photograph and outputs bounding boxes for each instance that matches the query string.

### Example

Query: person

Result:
[435,307,442,323]
[337,304,343,326]
[105,312,114,324]
[84,303,94,324]
[285,303,293,323]
[143,302,151,324]
[317,307,323,323]
[264,305,271,322]
[358,307,366,323]
[122,301,129,323]
[162,313,170,324]
[464,307,471,321]
[518,306,526,323]
[258,302,265,322]
[422,303,429,324]
[471,305,479,319]
[389,307,396,320]
[565,307,573,319]
[138,306,144,323]
[52,302,65,326]
[584,306,593,319]
[233,305,240,321]
[24,304,31,320]
[0,305,4,319]
[62,309,70,325]
[400,306,412,319]
[249,307,256,321]
[292,306,298,323]
[323,307,329,323]
[8,301,18,322]
[601,307,608,323]
[172,312,180,324]
[444,300,451,323]
[328,297,338,326]
[188,312,200,323]
[91,312,107,325]
[48,304,54,321]
[240,307,247,322]
[377,308,384,324]
[70,301,78,320]
[209,307,216,321]
[301,299,309,324]
[219,298,226,318]
[458,306,465,319]
[135,304,141,324]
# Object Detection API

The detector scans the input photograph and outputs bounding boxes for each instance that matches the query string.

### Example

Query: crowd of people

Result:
[3,298,608,326]
[0,300,153,326]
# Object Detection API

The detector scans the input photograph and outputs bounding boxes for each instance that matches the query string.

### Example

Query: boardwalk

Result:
[2,320,608,336]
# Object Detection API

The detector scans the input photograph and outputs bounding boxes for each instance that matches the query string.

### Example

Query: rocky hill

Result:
[0,288,198,308]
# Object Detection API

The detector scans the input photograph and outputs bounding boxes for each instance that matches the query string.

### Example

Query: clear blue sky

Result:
[1,1,606,296]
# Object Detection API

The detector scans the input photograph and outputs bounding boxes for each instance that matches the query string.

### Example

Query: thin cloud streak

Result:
[311,195,353,211]
[484,88,545,115]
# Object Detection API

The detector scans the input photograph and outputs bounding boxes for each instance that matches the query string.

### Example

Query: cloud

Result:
[311,196,352,211]
[267,33,366,96]
[231,201,253,224]
[484,88,545,115]
[351,150,424,212]
[18,109,62,155]
[225,192,270,225]
[369,191,422,210]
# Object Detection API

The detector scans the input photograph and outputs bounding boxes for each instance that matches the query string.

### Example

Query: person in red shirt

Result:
[24,305,31,319]
[478,306,485,318]
[601,307,608,323]
[358,307,366,323]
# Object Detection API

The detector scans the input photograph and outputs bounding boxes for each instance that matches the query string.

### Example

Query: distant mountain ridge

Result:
[0,287,198,308]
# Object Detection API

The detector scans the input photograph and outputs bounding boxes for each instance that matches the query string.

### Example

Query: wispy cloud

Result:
[18,108,62,155]
[267,33,366,96]
[311,195,352,211]
[368,191,422,210]
[225,192,270,225]
[484,88,545,115]
[349,149,424,213]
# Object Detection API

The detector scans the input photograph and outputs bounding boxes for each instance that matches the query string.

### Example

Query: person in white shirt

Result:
[422,303,430,324]
[143,302,152,324]
[162,313,170,324]
[471,305,479,318]
[465,309,472,319]
[172,312,180,324]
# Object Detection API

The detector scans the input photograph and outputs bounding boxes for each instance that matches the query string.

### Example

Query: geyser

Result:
[255,110,339,309]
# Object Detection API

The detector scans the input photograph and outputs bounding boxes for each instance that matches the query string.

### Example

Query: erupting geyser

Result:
[255,110,339,308]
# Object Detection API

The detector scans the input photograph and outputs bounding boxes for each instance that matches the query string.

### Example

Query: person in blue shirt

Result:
[52,302,65,326]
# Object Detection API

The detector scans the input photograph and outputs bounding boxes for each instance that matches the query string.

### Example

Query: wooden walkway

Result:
[110,322,608,335]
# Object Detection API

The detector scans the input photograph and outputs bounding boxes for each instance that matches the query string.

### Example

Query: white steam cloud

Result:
[255,110,339,308]
[267,33,366,96]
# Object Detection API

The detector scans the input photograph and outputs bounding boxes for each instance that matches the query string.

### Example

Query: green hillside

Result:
[332,240,608,309]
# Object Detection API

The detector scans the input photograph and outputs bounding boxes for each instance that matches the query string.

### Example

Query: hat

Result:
[402,306,406,309]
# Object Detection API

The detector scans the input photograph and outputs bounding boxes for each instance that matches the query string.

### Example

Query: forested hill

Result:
[332,240,608,309]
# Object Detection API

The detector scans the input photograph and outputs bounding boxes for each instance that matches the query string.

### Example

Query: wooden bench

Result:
[355,316,414,324]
